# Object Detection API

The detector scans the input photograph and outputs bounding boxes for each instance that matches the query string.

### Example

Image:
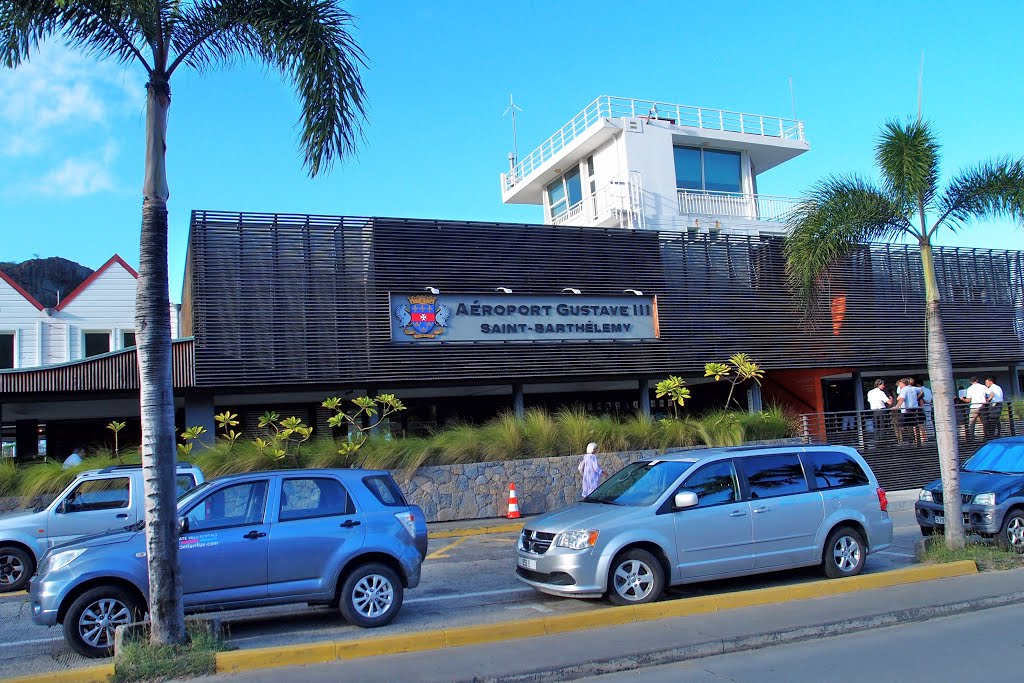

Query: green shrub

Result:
[0,459,20,497]
[555,405,594,455]
[621,413,660,450]
[658,418,701,450]
[523,408,560,457]
[735,403,796,441]
[480,412,526,460]
[590,415,629,453]
[430,424,484,464]
[696,410,745,447]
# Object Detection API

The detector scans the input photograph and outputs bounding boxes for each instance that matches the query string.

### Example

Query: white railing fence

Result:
[502,96,806,192]
[552,172,645,230]
[677,190,800,223]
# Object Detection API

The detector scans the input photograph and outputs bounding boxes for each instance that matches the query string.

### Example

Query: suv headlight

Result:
[918,489,934,502]
[973,493,996,506]
[555,530,599,550]
[42,548,86,574]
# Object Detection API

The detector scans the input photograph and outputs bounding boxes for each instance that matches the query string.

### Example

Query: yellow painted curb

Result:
[206,560,978,675]
[0,590,28,598]
[3,664,113,683]
[429,523,522,540]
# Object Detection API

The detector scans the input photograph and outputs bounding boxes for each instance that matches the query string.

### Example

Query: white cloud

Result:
[0,44,140,157]
[34,141,120,197]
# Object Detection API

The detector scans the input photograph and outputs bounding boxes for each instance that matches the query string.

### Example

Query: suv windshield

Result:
[962,442,1024,475]
[585,460,692,507]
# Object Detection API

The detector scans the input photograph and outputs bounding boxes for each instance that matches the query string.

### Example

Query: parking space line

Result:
[425,536,470,560]
[877,550,916,559]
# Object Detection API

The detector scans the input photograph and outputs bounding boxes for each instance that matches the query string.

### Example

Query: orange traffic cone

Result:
[507,482,521,519]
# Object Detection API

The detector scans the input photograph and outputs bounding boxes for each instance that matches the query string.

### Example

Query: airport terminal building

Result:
[2,96,1023,459]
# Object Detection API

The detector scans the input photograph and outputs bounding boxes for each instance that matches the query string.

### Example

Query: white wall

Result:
[0,278,41,368]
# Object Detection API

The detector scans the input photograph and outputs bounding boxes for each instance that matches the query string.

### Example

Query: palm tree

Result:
[784,119,1024,550]
[2,0,366,645]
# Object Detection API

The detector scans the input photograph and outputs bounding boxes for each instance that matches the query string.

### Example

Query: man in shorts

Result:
[895,377,924,444]
[961,376,989,441]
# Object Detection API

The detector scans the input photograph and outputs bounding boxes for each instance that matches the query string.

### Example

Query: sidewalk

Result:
[202,565,1024,683]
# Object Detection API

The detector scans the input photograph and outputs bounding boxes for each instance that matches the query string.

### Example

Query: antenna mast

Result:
[502,94,524,174]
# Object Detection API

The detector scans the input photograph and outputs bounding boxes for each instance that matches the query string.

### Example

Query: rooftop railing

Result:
[677,190,801,223]
[502,96,806,192]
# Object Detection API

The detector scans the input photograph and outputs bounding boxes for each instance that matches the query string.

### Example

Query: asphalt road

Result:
[581,601,1024,682]
[0,507,922,678]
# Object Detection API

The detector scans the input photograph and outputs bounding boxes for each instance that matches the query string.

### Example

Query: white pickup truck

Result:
[0,463,203,592]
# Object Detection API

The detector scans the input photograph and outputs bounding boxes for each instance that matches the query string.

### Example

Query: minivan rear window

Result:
[362,475,408,507]
[803,450,869,490]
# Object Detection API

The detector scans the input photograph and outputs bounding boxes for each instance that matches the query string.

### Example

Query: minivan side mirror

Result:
[178,517,190,534]
[674,491,698,509]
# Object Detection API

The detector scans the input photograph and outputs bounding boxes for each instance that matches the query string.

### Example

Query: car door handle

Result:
[729,510,747,517]
[753,507,770,514]
[115,513,129,519]
[339,520,361,529]
[243,530,267,539]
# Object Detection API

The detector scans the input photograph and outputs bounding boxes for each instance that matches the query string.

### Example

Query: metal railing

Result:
[798,402,1022,491]
[502,96,806,192]
[677,190,800,223]
[551,172,645,229]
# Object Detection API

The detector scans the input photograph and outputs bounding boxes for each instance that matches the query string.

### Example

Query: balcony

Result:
[550,174,645,230]
[677,190,801,224]
[502,96,807,194]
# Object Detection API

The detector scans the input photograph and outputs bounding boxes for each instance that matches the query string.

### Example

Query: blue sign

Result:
[391,294,659,343]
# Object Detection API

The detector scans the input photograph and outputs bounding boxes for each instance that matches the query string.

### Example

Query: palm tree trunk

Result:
[920,241,965,549]
[138,75,186,646]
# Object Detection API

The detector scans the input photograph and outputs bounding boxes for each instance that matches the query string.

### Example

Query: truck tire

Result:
[338,563,404,628]
[0,546,34,593]
[63,585,143,658]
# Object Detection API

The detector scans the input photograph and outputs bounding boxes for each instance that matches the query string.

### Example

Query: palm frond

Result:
[1,0,154,71]
[875,118,940,213]
[784,175,908,309]
[934,158,1024,234]
[168,0,366,176]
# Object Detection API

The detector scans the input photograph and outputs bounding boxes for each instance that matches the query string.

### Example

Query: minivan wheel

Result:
[822,526,866,579]
[995,510,1024,554]
[0,546,33,593]
[338,563,404,628]
[63,585,143,658]
[606,549,664,606]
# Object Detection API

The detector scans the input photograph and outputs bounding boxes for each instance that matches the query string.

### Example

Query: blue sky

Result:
[1,1,1023,299]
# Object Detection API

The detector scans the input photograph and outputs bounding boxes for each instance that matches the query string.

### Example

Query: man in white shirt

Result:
[866,379,892,440]
[895,378,924,444]
[984,377,1004,438]
[961,376,989,441]
[908,377,933,440]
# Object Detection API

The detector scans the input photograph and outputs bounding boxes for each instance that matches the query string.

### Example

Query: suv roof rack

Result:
[95,462,198,474]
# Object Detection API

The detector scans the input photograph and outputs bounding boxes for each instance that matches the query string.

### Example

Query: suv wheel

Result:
[63,586,143,658]
[822,526,866,579]
[607,549,664,606]
[338,563,404,628]
[0,547,33,593]
[996,510,1024,554]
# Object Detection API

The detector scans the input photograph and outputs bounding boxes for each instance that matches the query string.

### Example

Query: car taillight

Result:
[876,487,888,512]
[395,511,416,538]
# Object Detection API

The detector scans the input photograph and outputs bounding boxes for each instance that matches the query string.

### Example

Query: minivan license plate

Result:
[517,557,536,570]
[934,515,945,525]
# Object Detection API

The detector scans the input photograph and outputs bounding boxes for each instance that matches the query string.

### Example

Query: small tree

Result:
[704,353,765,409]
[106,420,126,463]
[323,394,405,465]
[254,412,312,467]
[655,376,691,419]
[214,411,242,450]
[176,426,208,458]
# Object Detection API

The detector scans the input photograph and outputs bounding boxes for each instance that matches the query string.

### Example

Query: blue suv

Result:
[29,469,427,657]
[916,437,1024,551]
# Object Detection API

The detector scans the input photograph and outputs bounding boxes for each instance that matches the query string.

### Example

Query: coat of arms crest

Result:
[393,295,452,339]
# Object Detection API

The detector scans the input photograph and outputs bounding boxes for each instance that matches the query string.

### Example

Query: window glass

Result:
[680,460,737,507]
[804,450,869,490]
[565,167,583,207]
[362,475,408,507]
[184,480,268,531]
[703,150,742,193]
[84,332,110,358]
[176,474,199,496]
[122,332,136,348]
[673,147,702,190]
[740,454,808,499]
[0,333,14,369]
[280,478,352,521]
[962,442,1024,474]
[547,178,567,217]
[586,460,692,507]
[65,477,130,512]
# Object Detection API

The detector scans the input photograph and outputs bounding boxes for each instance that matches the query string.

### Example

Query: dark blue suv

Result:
[916,437,1024,551]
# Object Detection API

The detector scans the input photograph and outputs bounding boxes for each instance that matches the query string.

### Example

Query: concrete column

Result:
[639,379,651,417]
[1009,364,1022,399]
[513,384,524,419]
[852,371,865,412]
[183,392,216,448]
[746,383,763,413]
[15,420,39,460]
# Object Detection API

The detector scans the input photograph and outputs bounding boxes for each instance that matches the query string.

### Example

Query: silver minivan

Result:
[515,445,892,605]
